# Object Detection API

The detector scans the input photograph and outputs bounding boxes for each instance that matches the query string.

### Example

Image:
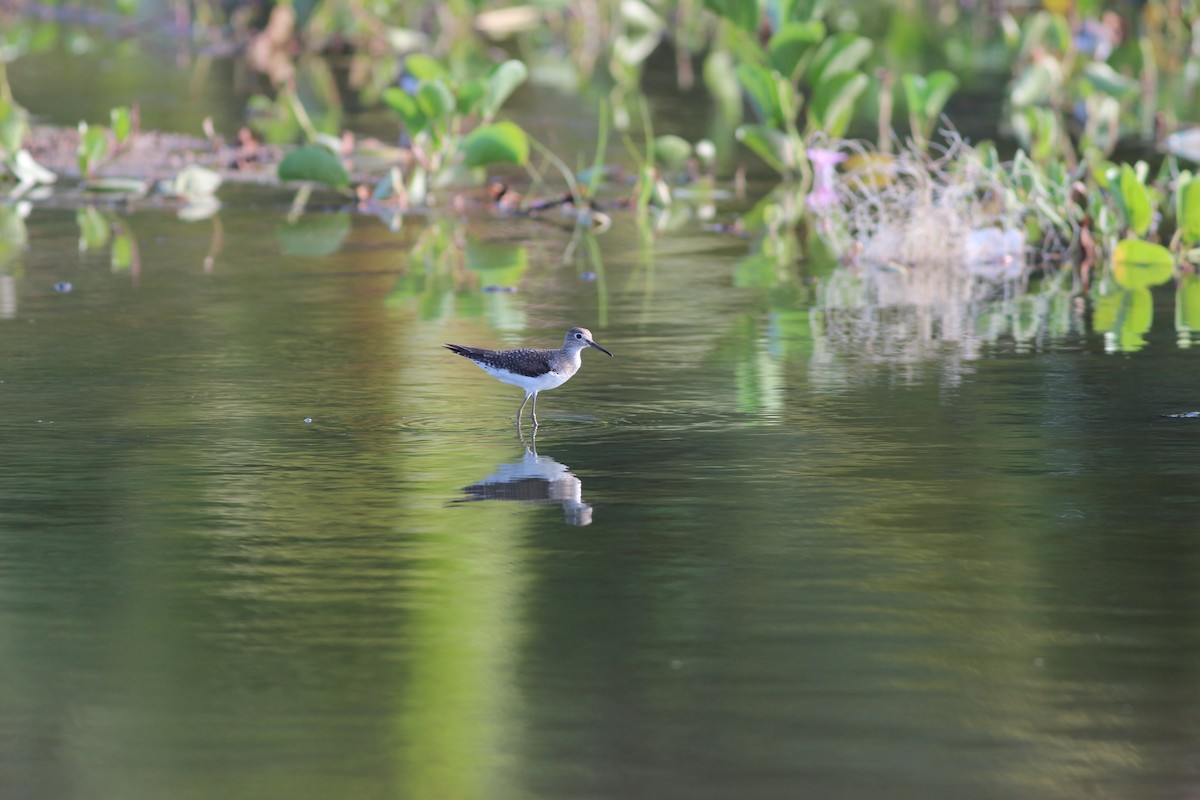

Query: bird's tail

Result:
[444,343,477,358]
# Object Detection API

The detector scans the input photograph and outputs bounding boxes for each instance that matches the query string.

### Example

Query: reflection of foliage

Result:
[1093,287,1154,354]
[0,204,28,272]
[276,212,351,257]
[811,263,1084,381]
[385,220,531,325]
[465,237,527,289]
[1091,239,1175,353]
[1176,275,1200,347]
[814,136,1039,270]
[76,206,139,273]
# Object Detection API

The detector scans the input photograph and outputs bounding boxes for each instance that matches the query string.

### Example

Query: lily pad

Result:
[277,145,348,189]
[461,122,529,168]
[1112,238,1174,289]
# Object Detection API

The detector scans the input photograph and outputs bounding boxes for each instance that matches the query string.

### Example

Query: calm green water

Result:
[3,200,1200,800]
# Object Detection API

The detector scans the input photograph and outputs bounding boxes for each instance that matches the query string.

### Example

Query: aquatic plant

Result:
[77,105,135,180]
[810,134,1035,273]
[721,11,874,178]
[901,70,959,150]
[379,54,533,206]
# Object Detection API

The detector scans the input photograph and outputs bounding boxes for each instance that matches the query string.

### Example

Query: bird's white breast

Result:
[478,362,571,393]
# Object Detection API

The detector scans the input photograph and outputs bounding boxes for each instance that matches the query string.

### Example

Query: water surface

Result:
[3,199,1200,800]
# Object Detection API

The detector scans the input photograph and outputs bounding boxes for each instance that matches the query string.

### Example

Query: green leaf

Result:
[0,97,30,157]
[806,33,872,85]
[1012,106,1060,162]
[456,78,485,116]
[382,88,427,135]
[1178,175,1200,245]
[416,80,456,122]
[110,105,132,144]
[704,50,743,115]
[277,145,349,189]
[1084,62,1137,98]
[461,121,529,167]
[920,70,959,120]
[902,74,927,116]
[1112,238,1174,289]
[482,59,528,120]
[404,54,448,81]
[736,124,790,174]
[810,71,868,138]
[703,0,759,32]
[654,134,692,171]
[767,21,826,80]
[736,63,784,128]
[1009,60,1059,107]
[1117,163,1152,235]
[77,121,109,178]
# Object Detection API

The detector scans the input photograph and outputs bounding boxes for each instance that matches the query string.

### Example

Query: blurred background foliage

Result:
[3,0,1200,355]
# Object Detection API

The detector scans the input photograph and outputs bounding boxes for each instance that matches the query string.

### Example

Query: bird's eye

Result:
[575,333,583,339]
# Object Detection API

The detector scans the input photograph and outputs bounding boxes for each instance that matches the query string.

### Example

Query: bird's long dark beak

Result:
[587,338,613,357]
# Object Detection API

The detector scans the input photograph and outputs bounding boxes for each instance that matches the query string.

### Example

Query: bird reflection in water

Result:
[457,433,593,526]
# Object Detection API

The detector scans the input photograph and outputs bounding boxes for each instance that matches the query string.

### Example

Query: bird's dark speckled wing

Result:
[444,344,556,378]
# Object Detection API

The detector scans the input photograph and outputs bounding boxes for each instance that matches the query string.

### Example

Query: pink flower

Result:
[807,148,846,212]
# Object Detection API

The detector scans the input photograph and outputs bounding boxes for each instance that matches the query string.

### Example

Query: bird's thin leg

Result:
[517,394,530,428]
[531,393,539,427]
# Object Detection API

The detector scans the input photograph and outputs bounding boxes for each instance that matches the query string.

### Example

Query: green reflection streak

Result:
[1094,287,1152,353]
[395,355,529,799]
[398,511,528,799]
[583,231,608,328]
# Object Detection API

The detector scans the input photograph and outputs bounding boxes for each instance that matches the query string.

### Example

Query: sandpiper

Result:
[444,327,613,426]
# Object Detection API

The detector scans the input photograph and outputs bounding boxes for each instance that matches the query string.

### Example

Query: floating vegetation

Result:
[812,133,1037,273]
[4,0,1200,363]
